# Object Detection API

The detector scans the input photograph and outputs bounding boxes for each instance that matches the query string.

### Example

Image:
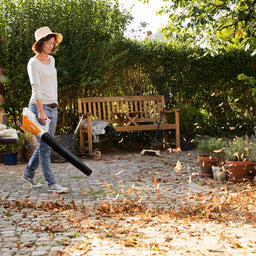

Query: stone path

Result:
[1,150,256,255]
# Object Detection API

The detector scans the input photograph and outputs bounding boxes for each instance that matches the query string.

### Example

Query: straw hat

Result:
[32,26,63,53]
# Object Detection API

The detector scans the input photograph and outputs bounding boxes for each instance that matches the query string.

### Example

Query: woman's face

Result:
[42,37,56,54]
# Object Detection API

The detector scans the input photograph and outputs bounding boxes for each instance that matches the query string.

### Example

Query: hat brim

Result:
[32,32,63,53]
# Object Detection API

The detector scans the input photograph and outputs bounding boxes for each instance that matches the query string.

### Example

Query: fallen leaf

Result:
[154,177,159,190]
[114,169,127,178]
[127,184,134,194]
[175,160,182,172]
[104,182,111,190]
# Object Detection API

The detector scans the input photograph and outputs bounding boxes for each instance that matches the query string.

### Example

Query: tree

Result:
[153,0,256,53]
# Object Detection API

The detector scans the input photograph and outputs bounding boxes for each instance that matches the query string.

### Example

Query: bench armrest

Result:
[164,109,180,113]
[79,112,92,117]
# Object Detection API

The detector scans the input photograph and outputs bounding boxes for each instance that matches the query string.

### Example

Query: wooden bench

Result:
[78,96,180,154]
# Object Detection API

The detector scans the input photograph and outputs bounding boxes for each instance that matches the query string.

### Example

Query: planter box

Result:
[3,152,18,165]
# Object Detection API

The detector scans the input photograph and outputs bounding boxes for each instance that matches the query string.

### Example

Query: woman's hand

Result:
[38,110,48,125]
[36,99,48,125]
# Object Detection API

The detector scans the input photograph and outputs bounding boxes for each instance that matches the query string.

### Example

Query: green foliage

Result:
[177,105,207,140]
[238,73,256,103]
[133,42,256,139]
[237,73,256,86]
[196,137,225,157]
[157,0,256,53]
[224,136,255,161]
[249,136,256,161]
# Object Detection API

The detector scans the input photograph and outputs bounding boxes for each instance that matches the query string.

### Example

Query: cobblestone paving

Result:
[1,150,256,255]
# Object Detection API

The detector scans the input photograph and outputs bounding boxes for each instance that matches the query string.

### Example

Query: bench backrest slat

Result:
[78,96,165,123]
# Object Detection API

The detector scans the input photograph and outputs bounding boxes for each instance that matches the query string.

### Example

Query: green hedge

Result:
[107,41,256,138]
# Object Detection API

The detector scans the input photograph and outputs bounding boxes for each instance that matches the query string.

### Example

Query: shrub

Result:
[196,137,226,157]
[224,136,255,161]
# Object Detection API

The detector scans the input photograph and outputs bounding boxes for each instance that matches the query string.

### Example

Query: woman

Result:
[22,26,69,193]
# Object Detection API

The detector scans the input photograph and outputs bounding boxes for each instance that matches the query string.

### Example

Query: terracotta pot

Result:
[249,161,256,178]
[197,155,214,177]
[225,160,252,181]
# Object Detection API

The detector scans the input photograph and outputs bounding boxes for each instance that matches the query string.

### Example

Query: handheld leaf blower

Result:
[21,107,92,176]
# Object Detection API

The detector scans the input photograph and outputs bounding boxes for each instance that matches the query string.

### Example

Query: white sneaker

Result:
[48,184,69,193]
[22,175,42,188]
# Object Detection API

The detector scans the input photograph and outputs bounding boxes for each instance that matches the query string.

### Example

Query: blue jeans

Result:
[23,104,58,186]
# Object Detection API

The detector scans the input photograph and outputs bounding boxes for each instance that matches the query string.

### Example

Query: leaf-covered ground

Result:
[1,151,256,255]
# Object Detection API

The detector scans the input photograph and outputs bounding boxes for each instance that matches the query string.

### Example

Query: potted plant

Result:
[224,136,254,181]
[0,133,24,165]
[248,136,256,178]
[196,137,226,177]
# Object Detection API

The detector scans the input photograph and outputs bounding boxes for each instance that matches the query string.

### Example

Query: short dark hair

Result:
[34,34,58,54]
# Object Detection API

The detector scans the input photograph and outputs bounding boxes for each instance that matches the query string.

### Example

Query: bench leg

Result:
[79,130,93,154]
[175,111,180,148]
[87,133,93,155]
[80,130,85,153]
[87,116,93,155]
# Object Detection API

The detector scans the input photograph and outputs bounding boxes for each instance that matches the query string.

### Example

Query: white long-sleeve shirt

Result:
[27,55,58,106]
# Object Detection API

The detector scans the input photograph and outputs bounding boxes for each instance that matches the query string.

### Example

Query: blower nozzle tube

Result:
[41,133,92,176]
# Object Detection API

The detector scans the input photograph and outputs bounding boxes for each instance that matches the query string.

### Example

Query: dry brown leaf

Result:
[175,160,182,172]
[112,193,120,202]
[104,182,111,190]
[114,169,127,178]
[168,147,182,153]
[154,177,159,190]
[80,190,87,195]
[127,184,134,194]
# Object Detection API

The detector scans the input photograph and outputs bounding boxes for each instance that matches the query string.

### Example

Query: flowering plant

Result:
[224,136,255,161]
